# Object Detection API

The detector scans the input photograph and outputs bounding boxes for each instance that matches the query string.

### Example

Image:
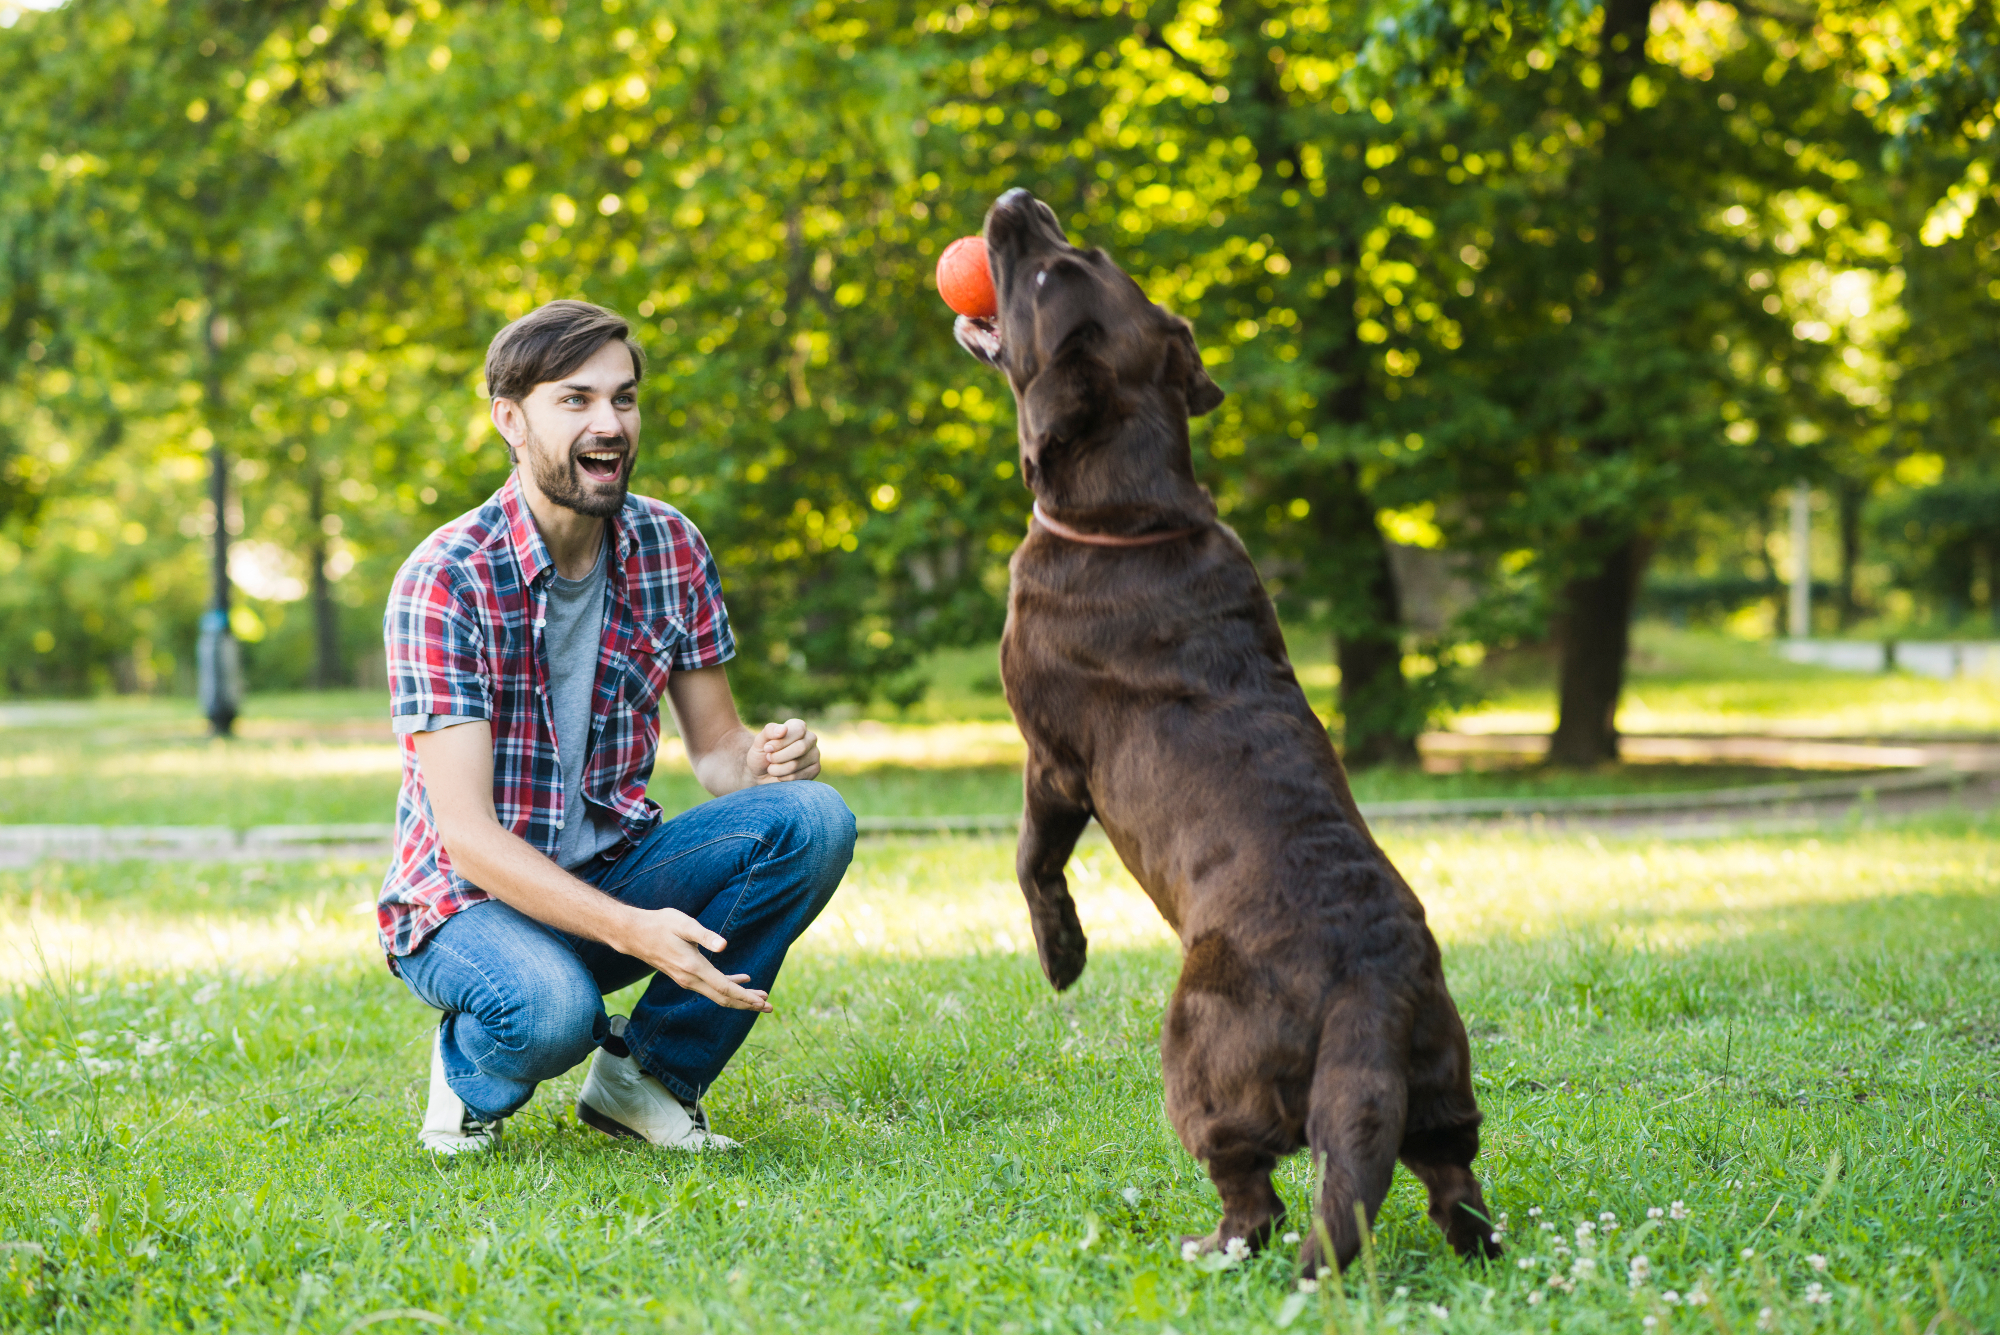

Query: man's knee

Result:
[466,969,601,1079]
[755,780,855,902]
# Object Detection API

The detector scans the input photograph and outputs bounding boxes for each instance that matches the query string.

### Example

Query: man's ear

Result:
[1166,319,1224,416]
[1022,330,1118,447]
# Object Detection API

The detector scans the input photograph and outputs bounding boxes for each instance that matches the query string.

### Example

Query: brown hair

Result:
[483,299,646,404]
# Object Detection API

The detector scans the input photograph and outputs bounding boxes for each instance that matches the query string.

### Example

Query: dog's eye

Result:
[1036,270,1048,287]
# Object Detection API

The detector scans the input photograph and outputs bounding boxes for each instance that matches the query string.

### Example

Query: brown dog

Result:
[954,190,1498,1275]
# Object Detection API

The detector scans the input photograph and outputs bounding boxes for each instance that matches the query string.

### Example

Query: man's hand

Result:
[617,909,771,1012]
[668,666,827,796]
[748,718,820,783]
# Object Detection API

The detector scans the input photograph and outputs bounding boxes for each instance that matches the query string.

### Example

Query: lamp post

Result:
[197,311,239,737]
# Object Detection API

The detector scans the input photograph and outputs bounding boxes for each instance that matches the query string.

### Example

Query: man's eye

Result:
[562,395,585,406]
[615,395,635,407]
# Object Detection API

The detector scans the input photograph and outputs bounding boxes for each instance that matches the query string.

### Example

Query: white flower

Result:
[1573,1257,1597,1277]
[1527,1292,1544,1307]
[1663,1291,1682,1305]
[1647,1206,1665,1219]
[1490,1231,1504,1244]
[1395,1286,1410,1299]
[1527,1206,1542,1217]
[1576,1221,1595,1240]
[1808,1253,1827,1272]
[1644,1318,1659,1330]
[1297,1279,1319,1294]
[1427,1304,1450,1320]
[1122,1186,1141,1206]
[1628,1255,1652,1288]
[1688,1288,1710,1307]
[1600,1211,1618,1223]
[1539,1221,1555,1232]
[1741,1248,1756,1261]
[1758,1306,1776,1331]
[1223,1237,1250,1262]
[1805,1282,1831,1306]
[1180,1240,1201,1264]
[1517,1258,1537,1271]
[1282,1231,1300,1245]
[1670,1201,1690,1220]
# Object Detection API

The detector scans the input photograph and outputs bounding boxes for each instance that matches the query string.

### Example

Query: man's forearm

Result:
[444,818,640,951]
[687,723,764,796]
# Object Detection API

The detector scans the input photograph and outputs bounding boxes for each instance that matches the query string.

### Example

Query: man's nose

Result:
[585,400,625,438]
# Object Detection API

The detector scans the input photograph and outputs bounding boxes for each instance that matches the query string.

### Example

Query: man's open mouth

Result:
[576,447,625,481]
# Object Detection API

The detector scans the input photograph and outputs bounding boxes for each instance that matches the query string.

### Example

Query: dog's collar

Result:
[1031,501,1206,548]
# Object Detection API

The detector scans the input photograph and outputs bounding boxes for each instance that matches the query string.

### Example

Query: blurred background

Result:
[2,0,1997,767]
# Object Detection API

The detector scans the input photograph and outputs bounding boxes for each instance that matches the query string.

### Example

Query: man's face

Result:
[492,338,642,519]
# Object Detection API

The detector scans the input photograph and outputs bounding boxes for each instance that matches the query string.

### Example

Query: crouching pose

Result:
[378,299,854,1154]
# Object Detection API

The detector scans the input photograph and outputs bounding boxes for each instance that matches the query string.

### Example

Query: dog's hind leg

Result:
[1400,991,1499,1261]
[1016,762,1092,990]
[1297,994,1410,1277]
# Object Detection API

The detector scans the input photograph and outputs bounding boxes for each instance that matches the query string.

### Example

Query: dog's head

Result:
[955,189,1223,494]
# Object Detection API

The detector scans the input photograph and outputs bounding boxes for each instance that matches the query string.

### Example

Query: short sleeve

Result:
[673,522,736,672]
[385,560,493,725]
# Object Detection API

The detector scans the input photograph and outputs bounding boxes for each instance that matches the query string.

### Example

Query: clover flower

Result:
[1180,1240,1201,1264]
[1647,1206,1665,1220]
[1670,1201,1691,1220]
[1741,1247,1756,1261]
[1297,1278,1319,1294]
[1663,1290,1682,1306]
[1427,1303,1450,1320]
[1527,1292,1545,1307]
[1807,1253,1827,1272]
[1757,1306,1776,1331]
[1282,1231,1301,1246]
[1804,1282,1831,1306]
[1223,1237,1250,1262]
[1628,1255,1652,1288]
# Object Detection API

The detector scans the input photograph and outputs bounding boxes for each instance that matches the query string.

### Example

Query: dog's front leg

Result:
[1016,765,1092,990]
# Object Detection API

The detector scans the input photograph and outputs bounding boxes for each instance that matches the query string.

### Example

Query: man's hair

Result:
[483,299,645,404]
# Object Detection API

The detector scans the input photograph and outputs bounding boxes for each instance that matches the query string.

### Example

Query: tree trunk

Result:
[1835,482,1862,628]
[1549,0,1654,766]
[306,470,341,691]
[1548,533,1647,766]
[1315,459,1419,768]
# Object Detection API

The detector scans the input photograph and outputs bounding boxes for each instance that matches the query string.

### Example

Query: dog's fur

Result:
[956,190,1498,1274]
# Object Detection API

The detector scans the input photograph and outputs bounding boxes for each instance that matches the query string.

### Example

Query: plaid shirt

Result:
[377,473,735,958]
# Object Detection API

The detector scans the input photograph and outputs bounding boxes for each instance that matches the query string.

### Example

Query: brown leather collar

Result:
[1031,501,1206,547]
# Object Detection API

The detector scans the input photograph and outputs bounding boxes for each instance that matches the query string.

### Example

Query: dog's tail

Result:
[1299,987,1410,1274]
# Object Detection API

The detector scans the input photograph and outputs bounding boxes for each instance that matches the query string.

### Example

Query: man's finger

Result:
[765,737,813,764]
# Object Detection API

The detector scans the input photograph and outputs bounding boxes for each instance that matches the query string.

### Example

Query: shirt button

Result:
[555,820,565,830]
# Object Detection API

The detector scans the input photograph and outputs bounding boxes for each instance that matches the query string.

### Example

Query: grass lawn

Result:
[2,809,1996,1333]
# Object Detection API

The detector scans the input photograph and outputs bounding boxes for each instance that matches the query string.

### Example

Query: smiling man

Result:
[379,299,854,1155]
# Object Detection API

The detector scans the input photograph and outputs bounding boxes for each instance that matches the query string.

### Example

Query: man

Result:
[379,299,855,1155]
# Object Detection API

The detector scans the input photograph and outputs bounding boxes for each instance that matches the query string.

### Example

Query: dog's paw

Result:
[1040,935,1087,991]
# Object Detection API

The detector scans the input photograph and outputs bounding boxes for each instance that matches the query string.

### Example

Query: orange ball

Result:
[936,236,996,318]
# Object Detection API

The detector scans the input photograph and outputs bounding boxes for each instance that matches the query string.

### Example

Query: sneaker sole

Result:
[576,1099,647,1142]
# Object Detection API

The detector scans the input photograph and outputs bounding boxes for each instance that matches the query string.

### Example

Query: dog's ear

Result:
[1166,319,1224,416]
[1021,329,1117,447]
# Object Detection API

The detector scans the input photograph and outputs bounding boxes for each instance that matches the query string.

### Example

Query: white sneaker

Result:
[576,1015,739,1150]
[418,1026,504,1155]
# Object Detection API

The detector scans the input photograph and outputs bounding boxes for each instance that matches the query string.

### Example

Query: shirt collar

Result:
[497,470,636,589]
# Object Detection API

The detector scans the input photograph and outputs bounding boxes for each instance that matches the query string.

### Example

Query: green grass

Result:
[1445,624,2000,737]
[0,632,1948,829]
[2,811,1996,1333]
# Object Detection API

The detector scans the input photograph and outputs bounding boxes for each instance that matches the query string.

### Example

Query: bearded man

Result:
[378,299,854,1154]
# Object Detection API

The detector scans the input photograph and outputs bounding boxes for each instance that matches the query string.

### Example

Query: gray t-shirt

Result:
[394,537,627,870]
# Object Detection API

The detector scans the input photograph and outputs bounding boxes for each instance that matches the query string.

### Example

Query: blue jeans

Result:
[394,781,854,1119]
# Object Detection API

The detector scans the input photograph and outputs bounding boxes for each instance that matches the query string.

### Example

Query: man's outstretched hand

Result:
[622,907,772,1012]
[748,718,820,783]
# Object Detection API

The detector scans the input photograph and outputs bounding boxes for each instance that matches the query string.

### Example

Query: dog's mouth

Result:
[575,442,628,482]
[954,188,1074,370]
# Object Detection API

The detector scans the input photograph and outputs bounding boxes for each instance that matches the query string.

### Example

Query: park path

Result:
[0,734,1995,868]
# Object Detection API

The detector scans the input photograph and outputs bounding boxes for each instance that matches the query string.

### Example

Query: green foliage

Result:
[3,0,2000,723]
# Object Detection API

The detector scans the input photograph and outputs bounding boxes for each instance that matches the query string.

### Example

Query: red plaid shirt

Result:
[377,474,735,958]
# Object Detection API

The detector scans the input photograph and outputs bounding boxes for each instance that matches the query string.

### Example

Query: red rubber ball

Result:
[936,236,997,318]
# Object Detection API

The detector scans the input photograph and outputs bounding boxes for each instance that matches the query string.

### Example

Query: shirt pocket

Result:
[623,615,687,715]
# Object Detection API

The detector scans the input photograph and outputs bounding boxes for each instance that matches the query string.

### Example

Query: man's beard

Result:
[524,426,630,519]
